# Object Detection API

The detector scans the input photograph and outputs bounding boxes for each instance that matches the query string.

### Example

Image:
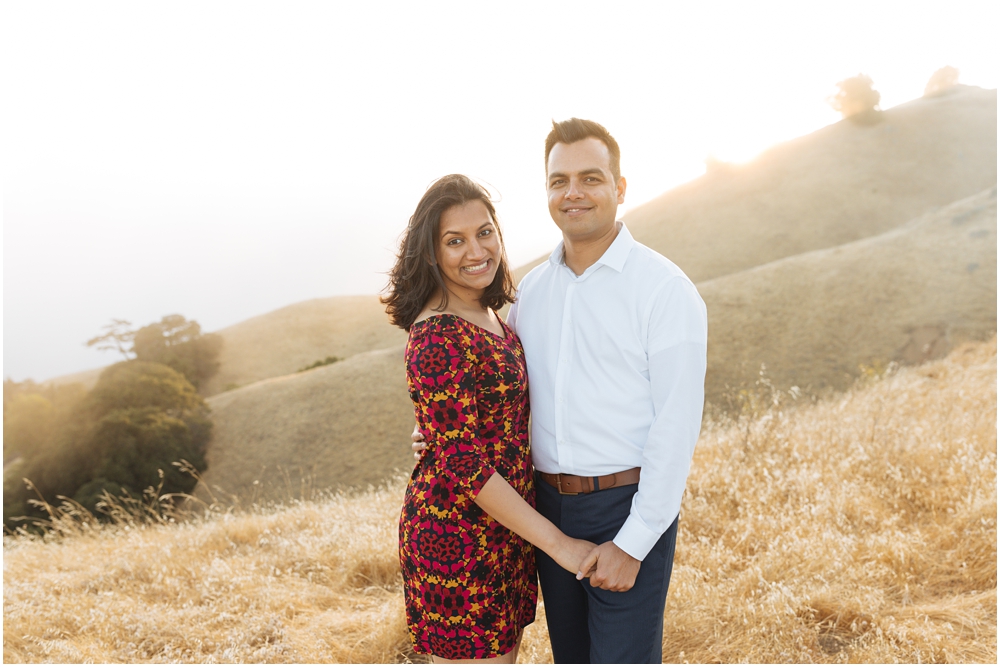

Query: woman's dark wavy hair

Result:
[382,174,515,331]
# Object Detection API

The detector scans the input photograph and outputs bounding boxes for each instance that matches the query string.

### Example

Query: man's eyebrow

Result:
[548,168,605,181]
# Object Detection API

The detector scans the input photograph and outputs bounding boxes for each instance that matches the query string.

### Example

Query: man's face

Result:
[546,137,626,243]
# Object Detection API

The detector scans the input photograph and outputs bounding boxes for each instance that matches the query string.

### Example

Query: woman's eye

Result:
[479,229,492,237]
[447,238,462,246]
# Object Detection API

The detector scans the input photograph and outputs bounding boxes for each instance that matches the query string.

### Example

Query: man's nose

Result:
[565,178,585,199]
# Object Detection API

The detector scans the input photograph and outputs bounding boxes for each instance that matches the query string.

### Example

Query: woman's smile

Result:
[461,259,492,275]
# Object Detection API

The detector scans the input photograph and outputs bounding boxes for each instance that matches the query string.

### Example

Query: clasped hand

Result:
[411,427,640,592]
[577,541,641,591]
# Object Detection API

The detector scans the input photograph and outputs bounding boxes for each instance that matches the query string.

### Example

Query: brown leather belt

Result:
[538,468,641,495]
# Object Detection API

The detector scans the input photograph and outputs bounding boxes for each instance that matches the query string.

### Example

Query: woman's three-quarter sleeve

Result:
[408,330,496,500]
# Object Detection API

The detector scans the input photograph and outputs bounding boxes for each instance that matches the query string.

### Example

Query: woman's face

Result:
[435,199,501,300]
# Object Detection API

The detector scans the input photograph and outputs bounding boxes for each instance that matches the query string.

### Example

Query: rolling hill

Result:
[197,344,413,501]
[701,186,997,405]
[200,295,406,396]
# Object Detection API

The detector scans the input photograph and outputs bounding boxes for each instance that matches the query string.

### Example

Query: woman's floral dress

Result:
[399,314,537,660]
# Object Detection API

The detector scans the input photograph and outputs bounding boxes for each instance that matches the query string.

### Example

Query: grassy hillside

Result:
[200,295,406,396]
[702,186,997,406]
[518,85,997,283]
[45,295,406,397]
[5,339,995,663]
[196,345,414,503]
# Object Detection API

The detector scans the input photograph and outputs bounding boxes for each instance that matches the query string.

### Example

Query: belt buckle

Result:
[555,474,578,496]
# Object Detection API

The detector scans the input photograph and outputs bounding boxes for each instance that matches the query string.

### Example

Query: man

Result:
[415,118,707,663]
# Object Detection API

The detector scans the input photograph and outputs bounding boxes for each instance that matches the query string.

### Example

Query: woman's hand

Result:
[411,424,427,461]
[551,536,598,577]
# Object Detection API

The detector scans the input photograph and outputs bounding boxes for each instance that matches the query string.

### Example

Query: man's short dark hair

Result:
[544,118,621,182]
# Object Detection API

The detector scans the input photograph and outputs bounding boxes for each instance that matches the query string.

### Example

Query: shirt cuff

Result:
[613,511,664,561]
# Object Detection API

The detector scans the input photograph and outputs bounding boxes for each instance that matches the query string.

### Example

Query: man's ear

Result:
[616,176,627,205]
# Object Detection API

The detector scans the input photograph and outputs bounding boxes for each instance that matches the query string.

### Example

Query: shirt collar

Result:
[548,221,635,274]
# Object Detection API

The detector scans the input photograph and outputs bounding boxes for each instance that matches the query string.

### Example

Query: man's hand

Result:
[411,424,427,461]
[576,541,640,591]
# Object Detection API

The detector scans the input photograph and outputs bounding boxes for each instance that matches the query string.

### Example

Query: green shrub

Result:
[4,361,211,529]
[298,356,341,372]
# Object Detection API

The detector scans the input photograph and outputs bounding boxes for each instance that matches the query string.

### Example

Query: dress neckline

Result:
[413,312,509,341]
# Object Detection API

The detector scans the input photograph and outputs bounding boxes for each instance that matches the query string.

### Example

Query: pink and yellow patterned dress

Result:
[399,313,537,660]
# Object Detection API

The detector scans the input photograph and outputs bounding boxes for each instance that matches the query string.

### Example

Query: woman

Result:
[383,174,594,663]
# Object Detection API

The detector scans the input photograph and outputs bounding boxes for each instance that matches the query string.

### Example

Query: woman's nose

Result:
[467,239,486,258]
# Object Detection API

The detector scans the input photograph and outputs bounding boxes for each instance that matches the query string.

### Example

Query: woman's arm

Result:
[475,473,596,577]
[408,328,594,576]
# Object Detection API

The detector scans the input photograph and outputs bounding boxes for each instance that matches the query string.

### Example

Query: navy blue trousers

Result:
[534,472,678,663]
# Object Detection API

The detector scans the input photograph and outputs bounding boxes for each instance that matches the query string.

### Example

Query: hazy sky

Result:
[3,0,998,382]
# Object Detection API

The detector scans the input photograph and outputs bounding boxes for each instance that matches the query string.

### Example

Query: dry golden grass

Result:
[5,339,995,663]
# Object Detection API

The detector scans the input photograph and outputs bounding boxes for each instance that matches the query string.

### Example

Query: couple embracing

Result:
[382,119,708,664]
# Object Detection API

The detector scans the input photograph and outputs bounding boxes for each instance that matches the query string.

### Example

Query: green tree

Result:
[72,406,209,510]
[131,315,222,390]
[85,315,222,390]
[4,361,212,526]
[85,318,136,360]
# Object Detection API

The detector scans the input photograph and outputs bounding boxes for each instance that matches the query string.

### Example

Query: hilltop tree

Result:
[87,315,222,390]
[132,315,222,390]
[85,319,136,360]
[924,66,959,97]
[828,74,881,122]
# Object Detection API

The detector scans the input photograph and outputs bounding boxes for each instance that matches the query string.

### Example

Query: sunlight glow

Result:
[3,0,998,380]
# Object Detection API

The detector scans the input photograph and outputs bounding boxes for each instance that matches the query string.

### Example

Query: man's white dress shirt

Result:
[507,223,708,561]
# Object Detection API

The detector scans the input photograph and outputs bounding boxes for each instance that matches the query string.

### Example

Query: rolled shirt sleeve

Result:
[613,278,708,560]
